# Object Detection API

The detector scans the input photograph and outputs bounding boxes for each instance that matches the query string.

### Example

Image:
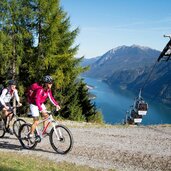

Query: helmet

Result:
[8,80,16,85]
[42,75,53,83]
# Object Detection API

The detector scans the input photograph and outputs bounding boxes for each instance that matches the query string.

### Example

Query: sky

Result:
[60,0,171,58]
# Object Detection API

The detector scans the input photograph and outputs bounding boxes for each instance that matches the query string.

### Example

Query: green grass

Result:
[0,151,103,171]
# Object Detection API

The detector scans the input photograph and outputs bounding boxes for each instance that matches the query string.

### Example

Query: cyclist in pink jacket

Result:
[29,75,61,138]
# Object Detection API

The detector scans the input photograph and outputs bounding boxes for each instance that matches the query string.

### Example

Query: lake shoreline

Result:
[83,77,171,125]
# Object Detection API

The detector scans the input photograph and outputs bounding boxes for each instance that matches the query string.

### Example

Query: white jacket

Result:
[0,88,20,106]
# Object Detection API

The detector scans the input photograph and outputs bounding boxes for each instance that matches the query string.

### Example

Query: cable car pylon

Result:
[124,34,171,125]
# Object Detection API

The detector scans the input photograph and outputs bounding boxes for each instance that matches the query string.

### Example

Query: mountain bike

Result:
[0,106,26,138]
[18,110,73,154]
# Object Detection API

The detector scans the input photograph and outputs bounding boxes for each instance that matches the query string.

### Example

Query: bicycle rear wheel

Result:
[0,117,6,138]
[18,123,37,149]
[49,125,73,154]
[13,118,26,138]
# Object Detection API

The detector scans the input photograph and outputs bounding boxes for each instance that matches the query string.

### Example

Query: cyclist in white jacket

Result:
[0,80,22,134]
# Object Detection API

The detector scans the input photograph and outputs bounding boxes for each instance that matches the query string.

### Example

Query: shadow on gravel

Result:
[0,136,57,154]
[1,136,18,140]
[0,140,57,154]
[27,147,57,154]
[0,141,21,150]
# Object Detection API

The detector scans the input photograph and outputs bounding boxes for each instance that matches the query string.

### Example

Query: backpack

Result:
[26,83,42,104]
[0,84,10,96]
[0,84,4,95]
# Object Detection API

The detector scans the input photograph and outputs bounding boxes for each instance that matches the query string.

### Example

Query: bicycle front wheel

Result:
[49,125,73,154]
[0,118,6,138]
[18,123,37,149]
[13,118,26,138]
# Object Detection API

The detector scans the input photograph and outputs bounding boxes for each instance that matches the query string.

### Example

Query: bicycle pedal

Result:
[35,136,41,143]
[6,128,13,135]
[29,139,35,144]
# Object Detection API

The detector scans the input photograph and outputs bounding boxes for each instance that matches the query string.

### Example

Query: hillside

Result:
[106,62,171,104]
[83,45,160,79]
[82,45,171,105]
[80,56,100,67]
[0,120,170,171]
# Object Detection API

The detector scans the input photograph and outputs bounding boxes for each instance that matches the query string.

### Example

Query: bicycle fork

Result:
[33,127,42,143]
[52,122,63,141]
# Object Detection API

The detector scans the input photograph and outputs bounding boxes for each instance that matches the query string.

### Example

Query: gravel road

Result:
[0,121,171,171]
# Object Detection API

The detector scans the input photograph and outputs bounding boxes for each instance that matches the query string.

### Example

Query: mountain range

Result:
[81,45,171,105]
[80,56,100,67]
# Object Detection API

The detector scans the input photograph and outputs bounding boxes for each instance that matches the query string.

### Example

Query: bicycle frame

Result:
[0,106,26,138]
[4,107,18,125]
[35,114,62,141]
[18,110,73,154]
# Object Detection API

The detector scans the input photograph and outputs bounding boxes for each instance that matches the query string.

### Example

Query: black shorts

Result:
[0,102,11,111]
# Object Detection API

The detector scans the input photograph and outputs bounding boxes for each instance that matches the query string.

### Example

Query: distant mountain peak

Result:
[94,44,160,68]
[108,44,154,54]
[109,45,127,54]
[130,44,151,50]
[84,44,161,79]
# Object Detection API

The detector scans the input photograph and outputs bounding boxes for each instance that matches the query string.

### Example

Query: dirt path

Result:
[0,121,171,171]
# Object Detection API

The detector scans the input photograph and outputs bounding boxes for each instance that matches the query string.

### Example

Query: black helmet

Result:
[42,75,53,83]
[8,80,16,85]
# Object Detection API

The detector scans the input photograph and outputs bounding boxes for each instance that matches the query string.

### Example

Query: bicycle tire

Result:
[13,118,26,138]
[49,125,73,154]
[18,123,38,149]
[0,118,6,138]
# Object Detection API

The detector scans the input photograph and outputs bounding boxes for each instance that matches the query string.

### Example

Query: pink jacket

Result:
[35,88,59,111]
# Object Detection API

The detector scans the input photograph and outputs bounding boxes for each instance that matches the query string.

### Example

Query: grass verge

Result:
[0,151,102,171]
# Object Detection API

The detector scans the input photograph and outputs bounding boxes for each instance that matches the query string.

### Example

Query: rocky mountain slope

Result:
[83,45,160,79]
[82,45,171,105]
[80,56,100,67]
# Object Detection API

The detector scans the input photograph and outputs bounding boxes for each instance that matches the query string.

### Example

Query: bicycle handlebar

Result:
[49,109,58,113]
[45,109,59,116]
[7,105,22,112]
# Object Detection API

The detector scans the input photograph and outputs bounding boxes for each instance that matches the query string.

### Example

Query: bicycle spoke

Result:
[49,125,73,154]
[13,119,26,138]
[19,123,37,149]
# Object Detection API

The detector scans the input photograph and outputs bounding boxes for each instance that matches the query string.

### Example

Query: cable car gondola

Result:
[130,109,143,124]
[133,89,148,115]
[125,106,143,125]
[124,89,148,125]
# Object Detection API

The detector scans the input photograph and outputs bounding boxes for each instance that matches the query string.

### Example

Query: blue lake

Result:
[83,77,171,125]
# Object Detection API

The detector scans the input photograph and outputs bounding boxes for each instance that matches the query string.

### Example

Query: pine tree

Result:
[59,81,85,121]
[0,0,103,123]
[18,0,81,84]
[77,80,103,123]
[0,0,32,81]
[18,0,90,120]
